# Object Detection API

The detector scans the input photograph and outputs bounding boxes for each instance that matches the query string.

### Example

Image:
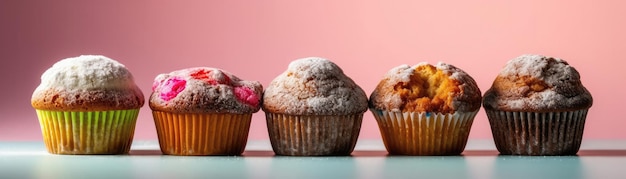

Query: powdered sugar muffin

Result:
[31,55,144,154]
[150,67,262,155]
[483,54,593,155]
[369,62,481,155]
[263,57,368,156]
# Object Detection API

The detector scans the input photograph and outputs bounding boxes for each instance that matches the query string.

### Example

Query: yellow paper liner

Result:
[370,110,478,155]
[152,111,252,156]
[265,113,363,156]
[35,109,139,154]
[486,109,588,155]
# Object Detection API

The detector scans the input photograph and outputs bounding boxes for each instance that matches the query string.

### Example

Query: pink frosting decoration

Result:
[159,77,186,101]
[234,86,259,107]
[190,69,231,85]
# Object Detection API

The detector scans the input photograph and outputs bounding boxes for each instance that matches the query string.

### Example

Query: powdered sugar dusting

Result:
[499,54,576,84]
[483,54,593,111]
[368,65,413,112]
[149,67,262,114]
[436,62,483,112]
[437,62,468,81]
[263,57,368,115]
[34,55,139,91]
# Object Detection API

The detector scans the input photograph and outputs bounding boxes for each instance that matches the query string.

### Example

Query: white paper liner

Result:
[370,109,478,155]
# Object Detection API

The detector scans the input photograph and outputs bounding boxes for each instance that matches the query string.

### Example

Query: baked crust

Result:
[369,62,482,113]
[482,54,592,112]
[262,57,368,115]
[31,55,144,111]
[32,88,144,111]
[149,67,262,114]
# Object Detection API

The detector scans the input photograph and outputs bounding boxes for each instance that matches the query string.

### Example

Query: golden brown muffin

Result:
[483,54,593,155]
[369,62,481,155]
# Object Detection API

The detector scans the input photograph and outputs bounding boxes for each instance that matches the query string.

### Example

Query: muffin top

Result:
[262,57,368,115]
[149,67,262,114]
[31,55,144,111]
[483,54,592,111]
[369,62,482,114]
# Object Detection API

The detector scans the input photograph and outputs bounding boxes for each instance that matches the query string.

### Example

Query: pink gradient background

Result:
[1,1,624,141]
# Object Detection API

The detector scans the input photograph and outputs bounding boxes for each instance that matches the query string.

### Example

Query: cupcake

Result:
[369,62,482,155]
[263,57,368,156]
[150,67,262,155]
[483,54,593,155]
[31,55,144,154]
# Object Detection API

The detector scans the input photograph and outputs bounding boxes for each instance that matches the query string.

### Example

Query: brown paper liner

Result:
[371,109,478,155]
[35,109,139,154]
[486,109,588,155]
[265,113,363,156]
[152,111,252,156]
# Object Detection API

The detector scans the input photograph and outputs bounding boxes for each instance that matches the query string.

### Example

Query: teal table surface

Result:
[1,140,626,179]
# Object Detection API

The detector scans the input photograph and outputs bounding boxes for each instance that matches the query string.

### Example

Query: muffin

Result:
[483,54,593,155]
[369,62,482,155]
[150,67,262,155]
[31,55,144,154]
[263,57,368,156]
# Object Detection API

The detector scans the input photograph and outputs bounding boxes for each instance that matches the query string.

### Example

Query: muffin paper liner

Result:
[35,109,139,154]
[370,110,478,155]
[265,113,363,156]
[152,111,252,156]
[486,109,588,155]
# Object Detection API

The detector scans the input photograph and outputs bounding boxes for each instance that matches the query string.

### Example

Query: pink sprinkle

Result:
[190,69,210,80]
[160,77,186,101]
[234,86,259,107]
